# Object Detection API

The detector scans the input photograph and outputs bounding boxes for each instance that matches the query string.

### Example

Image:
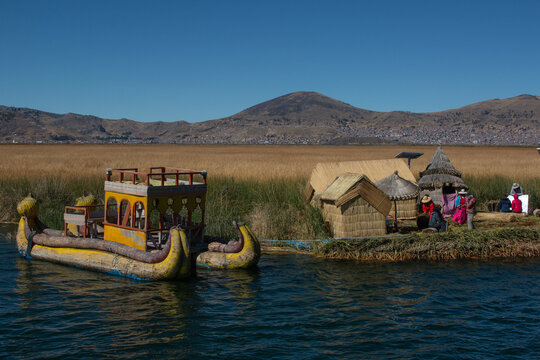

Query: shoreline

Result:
[2,222,539,263]
[308,227,540,261]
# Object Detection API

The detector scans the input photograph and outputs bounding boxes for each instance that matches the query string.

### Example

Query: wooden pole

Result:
[394,200,398,232]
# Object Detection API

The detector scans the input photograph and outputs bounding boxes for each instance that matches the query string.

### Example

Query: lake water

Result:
[1,223,539,359]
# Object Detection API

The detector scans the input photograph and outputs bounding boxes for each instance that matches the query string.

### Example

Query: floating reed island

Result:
[311,226,540,262]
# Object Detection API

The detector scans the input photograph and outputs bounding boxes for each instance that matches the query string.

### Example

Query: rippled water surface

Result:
[1,224,539,359]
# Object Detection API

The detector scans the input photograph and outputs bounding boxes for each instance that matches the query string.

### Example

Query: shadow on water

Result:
[1,224,540,359]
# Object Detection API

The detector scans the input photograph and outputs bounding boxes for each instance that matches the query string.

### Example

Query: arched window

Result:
[133,201,145,230]
[106,197,118,224]
[120,199,132,227]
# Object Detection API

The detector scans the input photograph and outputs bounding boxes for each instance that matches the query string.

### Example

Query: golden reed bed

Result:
[0,144,538,181]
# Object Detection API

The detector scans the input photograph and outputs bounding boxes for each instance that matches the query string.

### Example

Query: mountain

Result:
[1,92,539,145]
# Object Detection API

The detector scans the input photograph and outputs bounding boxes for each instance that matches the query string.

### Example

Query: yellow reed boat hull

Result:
[16,218,191,281]
[196,225,260,269]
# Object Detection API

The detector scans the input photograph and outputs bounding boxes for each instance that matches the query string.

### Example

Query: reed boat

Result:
[196,221,260,270]
[16,167,260,280]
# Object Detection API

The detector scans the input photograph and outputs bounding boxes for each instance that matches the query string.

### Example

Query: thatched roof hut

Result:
[376,171,419,219]
[320,173,392,238]
[305,159,417,202]
[417,147,467,204]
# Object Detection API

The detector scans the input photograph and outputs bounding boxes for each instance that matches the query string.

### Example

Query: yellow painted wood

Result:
[104,191,148,245]
[103,225,146,250]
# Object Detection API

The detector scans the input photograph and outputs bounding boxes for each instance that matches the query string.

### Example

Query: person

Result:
[498,197,512,212]
[452,189,468,225]
[466,194,476,230]
[510,183,524,196]
[421,195,434,214]
[511,193,523,213]
[428,204,447,232]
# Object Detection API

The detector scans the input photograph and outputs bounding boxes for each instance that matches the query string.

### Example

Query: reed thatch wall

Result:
[390,198,418,219]
[421,188,443,206]
[322,196,387,238]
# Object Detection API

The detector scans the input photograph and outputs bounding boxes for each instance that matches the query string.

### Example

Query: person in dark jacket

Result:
[498,197,511,212]
[428,204,447,232]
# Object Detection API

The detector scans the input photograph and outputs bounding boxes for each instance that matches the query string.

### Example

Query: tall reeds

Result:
[0,176,327,240]
[1,145,538,240]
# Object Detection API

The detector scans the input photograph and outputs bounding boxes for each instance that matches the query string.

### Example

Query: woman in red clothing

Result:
[421,195,434,214]
[511,193,523,213]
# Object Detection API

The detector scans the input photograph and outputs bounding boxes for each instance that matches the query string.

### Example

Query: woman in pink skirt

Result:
[452,189,468,224]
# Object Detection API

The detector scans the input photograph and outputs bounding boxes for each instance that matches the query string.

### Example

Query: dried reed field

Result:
[1,144,538,180]
[0,144,538,239]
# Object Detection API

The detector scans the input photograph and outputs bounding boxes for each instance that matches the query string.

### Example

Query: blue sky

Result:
[1,0,539,122]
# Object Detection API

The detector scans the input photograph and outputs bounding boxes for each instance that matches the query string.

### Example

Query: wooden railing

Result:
[63,204,104,238]
[105,167,207,186]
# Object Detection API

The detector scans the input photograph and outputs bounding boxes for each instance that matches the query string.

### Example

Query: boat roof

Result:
[105,167,207,197]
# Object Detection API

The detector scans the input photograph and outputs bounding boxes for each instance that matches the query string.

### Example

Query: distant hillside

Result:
[1,92,539,145]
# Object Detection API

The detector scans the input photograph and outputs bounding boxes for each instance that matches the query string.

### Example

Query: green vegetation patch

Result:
[313,227,540,261]
[0,176,328,240]
[0,174,538,241]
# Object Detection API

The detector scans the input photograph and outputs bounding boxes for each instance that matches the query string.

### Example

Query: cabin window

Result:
[120,199,132,227]
[106,197,118,224]
[133,202,145,230]
[149,208,161,230]
[149,199,161,230]
[178,197,189,226]
[164,198,175,227]
[192,197,203,225]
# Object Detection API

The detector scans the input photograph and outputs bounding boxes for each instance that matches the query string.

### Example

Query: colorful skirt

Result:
[452,207,467,224]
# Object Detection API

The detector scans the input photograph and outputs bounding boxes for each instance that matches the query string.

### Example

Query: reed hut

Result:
[305,159,417,203]
[417,146,467,204]
[376,171,420,219]
[320,173,392,238]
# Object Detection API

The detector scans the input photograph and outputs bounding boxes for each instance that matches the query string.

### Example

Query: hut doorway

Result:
[442,185,455,194]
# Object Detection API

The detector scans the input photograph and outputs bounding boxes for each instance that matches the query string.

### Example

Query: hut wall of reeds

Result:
[320,173,391,238]
[323,197,387,237]
[417,147,467,205]
[375,171,420,220]
[388,198,417,219]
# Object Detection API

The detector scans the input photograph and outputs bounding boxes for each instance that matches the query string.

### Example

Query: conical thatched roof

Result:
[417,173,468,189]
[418,146,468,190]
[420,146,462,177]
[376,171,419,200]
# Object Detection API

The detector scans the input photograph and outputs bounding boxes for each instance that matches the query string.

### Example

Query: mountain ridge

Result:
[1,92,538,145]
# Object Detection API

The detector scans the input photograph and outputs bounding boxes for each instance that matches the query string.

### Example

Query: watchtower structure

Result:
[103,167,207,250]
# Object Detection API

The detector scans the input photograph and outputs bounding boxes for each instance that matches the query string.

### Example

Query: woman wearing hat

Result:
[452,189,468,225]
[421,195,434,214]
[510,183,524,196]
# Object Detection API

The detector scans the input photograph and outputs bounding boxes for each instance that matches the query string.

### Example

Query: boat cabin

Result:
[64,167,207,251]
